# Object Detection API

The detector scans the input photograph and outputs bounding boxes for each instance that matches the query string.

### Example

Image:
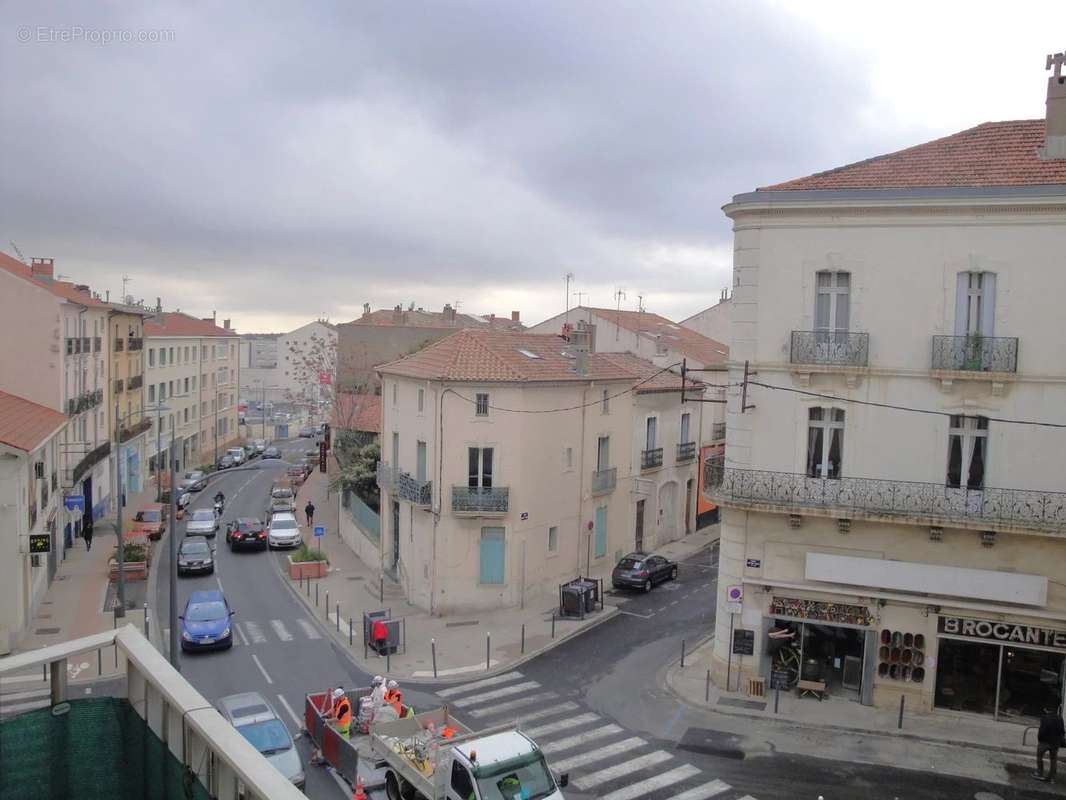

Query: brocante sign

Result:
[939,616,1066,650]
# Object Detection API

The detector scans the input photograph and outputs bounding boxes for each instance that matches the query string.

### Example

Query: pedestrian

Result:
[1035,705,1065,783]
[83,519,94,551]
[305,500,315,528]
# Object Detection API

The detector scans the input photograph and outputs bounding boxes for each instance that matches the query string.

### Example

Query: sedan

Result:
[261,446,281,460]
[267,513,301,549]
[298,426,315,438]
[186,508,220,538]
[177,536,215,576]
[286,465,307,486]
[181,470,208,492]
[180,590,234,651]
[226,517,267,551]
[218,692,305,789]
[252,439,267,454]
[611,552,678,593]
[217,454,237,470]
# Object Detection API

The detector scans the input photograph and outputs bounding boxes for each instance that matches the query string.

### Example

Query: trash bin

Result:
[571,579,598,612]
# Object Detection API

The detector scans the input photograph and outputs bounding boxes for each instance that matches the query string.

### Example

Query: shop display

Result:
[771,596,875,626]
[879,628,925,683]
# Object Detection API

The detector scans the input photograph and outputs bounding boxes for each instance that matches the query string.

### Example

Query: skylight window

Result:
[517,349,542,359]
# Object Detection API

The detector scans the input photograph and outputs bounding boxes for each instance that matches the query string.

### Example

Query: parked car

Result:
[299,457,316,477]
[252,439,267,455]
[131,504,167,541]
[611,552,678,592]
[181,470,208,492]
[180,590,234,652]
[159,489,192,519]
[177,536,215,576]
[186,507,220,537]
[226,517,267,551]
[303,448,318,460]
[217,692,305,789]
[268,480,297,514]
[298,426,315,438]
[267,512,301,549]
[261,446,281,460]
[217,454,237,470]
[227,447,247,466]
[286,465,307,486]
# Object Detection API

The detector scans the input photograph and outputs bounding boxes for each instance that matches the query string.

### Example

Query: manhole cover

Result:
[677,728,746,760]
[974,793,1003,800]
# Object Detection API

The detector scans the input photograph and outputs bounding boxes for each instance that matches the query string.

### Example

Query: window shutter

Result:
[954,273,970,336]
[979,273,996,337]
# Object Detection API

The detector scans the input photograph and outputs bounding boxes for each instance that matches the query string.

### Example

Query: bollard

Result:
[363,636,368,660]
[306,575,310,598]
[336,603,340,631]
[486,632,491,670]
[431,638,438,679]
[98,648,102,676]
[349,617,353,647]
[144,603,149,638]
[705,669,710,702]
[386,644,391,672]
[325,591,329,619]
[43,663,47,681]
[898,694,905,729]
[551,613,556,639]
[402,617,406,654]
[774,687,780,714]
[379,576,384,603]
[681,639,686,669]
[521,623,526,655]
[315,582,319,606]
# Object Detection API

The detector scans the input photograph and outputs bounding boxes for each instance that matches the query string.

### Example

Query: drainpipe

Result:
[576,384,588,577]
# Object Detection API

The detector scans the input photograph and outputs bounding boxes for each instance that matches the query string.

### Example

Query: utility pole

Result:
[564,272,574,323]
[168,424,180,671]
[213,386,220,467]
[154,402,163,501]
[573,291,588,308]
[113,400,126,619]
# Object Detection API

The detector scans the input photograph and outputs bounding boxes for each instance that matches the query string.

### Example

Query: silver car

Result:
[185,507,219,537]
[217,692,304,790]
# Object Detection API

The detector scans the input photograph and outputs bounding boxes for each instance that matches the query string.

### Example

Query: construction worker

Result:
[329,688,352,739]
[383,679,400,704]
[370,675,386,710]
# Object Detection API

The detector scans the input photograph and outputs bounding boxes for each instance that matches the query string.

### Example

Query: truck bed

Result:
[368,707,473,797]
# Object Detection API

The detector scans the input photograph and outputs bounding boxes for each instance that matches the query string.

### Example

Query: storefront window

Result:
[998,647,1064,720]
[935,639,999,714]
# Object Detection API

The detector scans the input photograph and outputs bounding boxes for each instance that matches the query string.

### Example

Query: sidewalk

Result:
[285,472,725,683]
[666,636,1037,758]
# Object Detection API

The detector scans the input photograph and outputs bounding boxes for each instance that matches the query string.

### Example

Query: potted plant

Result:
[287,541,330,580]
[109,542,150,581]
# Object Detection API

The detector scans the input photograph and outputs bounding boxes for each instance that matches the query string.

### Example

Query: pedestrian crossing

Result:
[438,669,756,800]
[231,617,323,646]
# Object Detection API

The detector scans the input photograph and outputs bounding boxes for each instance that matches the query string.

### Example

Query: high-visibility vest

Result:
[336,698,352,733]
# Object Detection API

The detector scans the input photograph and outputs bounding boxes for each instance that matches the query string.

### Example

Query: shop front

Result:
[935,615,1066,722]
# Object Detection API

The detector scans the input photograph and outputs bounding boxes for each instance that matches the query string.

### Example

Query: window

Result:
[417,388,424,414]
[184,346,190,361]
[192,376,197,390]
[159,348,167,366]
[392,382,398,406]
[168,380,174,397]
[680,412,691,444]
[148,385,155,403]
[594,505,607,558]
[169,347,174,363]
[563,446,573,470]
[947,415,988,490]
[807,407,844,479]
[645,417,657,450]
[479,527,505,584]
[815,271,851,334]
[159,383,166,401]
[184,377,189,393]
[955,272,996,336]
[597,436,610,472]
[184,408,189,423]
[416,441,427,482]
[468,447,493,488]
[548,525,558,553]
[451,762,475,797]
[201,345,206,360]
[602,389,609,414]
[148,349,155,367]
[475,393,489,417]
[212,345,216,359]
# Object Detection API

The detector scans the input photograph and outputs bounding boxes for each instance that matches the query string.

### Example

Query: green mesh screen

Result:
[0,697,210,800]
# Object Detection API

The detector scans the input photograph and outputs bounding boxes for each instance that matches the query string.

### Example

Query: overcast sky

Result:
[2,2,1063,332]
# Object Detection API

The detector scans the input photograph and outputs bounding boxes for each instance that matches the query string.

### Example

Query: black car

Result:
[611,552,678,592]
[177,536,215,576]
[262,446,281,459]
[226,517,267,551]
[217,454,237,470]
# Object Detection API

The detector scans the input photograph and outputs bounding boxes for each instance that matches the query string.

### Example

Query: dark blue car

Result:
[180,590,234,652]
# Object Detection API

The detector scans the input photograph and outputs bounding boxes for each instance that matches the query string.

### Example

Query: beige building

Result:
[240,320,338,409]
[681,290,732,348]
[708,63,1066,721]
[0,391,67,653]
[375,328,702,615]
[108,304,150,498]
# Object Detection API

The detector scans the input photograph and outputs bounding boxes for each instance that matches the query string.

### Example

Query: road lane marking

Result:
[573,750,674,789]
[497,701,579,726]
[551,737,647,771]
[243,620,267,644]
[670,600,679,606]
[539,724,623,755]
[620,610,654,619]
[233,622,250,647]
[215,576,224,592]
[523,712,601,739]
[296,618,322,640]
[269,620,293,642]
[600,764,700,800]
[251,654,273,685]
[450,680,541,707]
[668,780,733,800]
[276,693,302,730]
[437,671,525,698]
[468,691,559,719]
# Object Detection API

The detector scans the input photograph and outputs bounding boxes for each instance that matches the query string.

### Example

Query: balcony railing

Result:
[641,447,664,470]
[931,335,1018,373]
[127,336,143,351]
[677,441,697,463]
[128,374,143,390]
[114,378,125,394]
[705,459,1066,533]
[113,337,125,352]
[396,471,432,507]
[66,388,103,417]
[592,467,617,496]
[452,485,509,515]
[712,422,726,441]
[119,417,152,444]
[790,330,869,367]
[71,441,111,486]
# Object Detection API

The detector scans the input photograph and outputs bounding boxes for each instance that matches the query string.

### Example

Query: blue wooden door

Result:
[594,506,608,558]
[479,527,505,584]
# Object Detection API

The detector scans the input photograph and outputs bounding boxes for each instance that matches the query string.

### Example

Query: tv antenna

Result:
[8,241,26,263]
[121,274,131,304]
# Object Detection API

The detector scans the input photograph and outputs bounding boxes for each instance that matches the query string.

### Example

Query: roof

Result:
[377,329,700,393]
[0,251,110,308]
[333,392,382,433]
[760,120,1066,191]
[349,308,525,331]
[145,312,238,338]
[463,730,540,767]
[580,308,729,367]
[0,391,67,453]
[188,590,225,604]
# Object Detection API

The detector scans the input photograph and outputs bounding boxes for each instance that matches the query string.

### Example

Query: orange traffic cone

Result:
[352,777,367,800]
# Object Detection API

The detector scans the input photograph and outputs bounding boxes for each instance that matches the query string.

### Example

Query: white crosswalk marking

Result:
[539,724,623,755]
[437,671,525,698]
[573,750,674,790]
[494,701,580,726]
[600,764,700,800]
[296,619,321,640]
[551,737,647,772]
[269,620,293,642]
[467,691,560,719]
[668,779,733,800]
[243,620,267,643]
[524,712,600,739]
[450,680,540,707]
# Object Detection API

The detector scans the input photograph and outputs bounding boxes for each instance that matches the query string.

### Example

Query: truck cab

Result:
[444,732,565,800]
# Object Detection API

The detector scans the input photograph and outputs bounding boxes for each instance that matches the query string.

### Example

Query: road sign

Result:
[29,534,51,553]
[63,495,84,512]
[319,441,327,473]
[726,584,743,603]
[313,526,325,538]
[723,601,742,615]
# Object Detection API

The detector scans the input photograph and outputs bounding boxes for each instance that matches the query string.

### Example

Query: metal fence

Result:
[452,486,509,514]
[343,490,380,544]
[931,335,1018,373]
[790,330,870,367]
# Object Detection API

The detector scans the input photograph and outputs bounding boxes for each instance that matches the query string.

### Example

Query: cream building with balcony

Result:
[375,328,702,615]
[108,304,150,499]
[707,64,1066,721]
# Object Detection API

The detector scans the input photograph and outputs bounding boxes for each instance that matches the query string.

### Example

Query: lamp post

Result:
[168,420,181,671]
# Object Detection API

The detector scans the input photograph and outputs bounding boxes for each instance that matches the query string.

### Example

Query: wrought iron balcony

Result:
[128,374,143,390]
[677,441,697,463]
[452,486,509,515]
[712,422,726,441]
[591,467,617,496]
[71,441,111,486]
[931,335,1018,373]
[66,389,103,417]
[705,459,1066,533]
[395,471,432,507]
[790,330,869,367]
[127,337,143,351]
[641,447,663,471]
[114,378,125,394]
[118,417,152,444]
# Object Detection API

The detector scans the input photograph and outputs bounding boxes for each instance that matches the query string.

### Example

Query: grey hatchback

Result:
[217,692,305,790]
[611,552,678,593]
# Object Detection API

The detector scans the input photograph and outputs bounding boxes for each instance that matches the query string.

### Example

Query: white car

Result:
[267,513,301,549]
[227,447,246,466]
[186,508,220,538]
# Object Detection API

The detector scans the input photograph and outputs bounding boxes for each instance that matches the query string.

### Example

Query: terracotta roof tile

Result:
[334,393,382,433]
[0,251,110,308]
[580,308,729,367]
[145,312,237,337]
[760,120,1066,191]
[347,308,524,330]
[0,391,67,453]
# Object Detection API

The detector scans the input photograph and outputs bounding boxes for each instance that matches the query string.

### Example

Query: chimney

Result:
[212,310,217,323]
[570,319,593,376]
[362,302,371,318]
[223,319,231,330]
[73,284,91,296]
[511,310,520,322]
[30,257,54,281]
[443,303,456,323]
[1040,50,1066,159]
[155,297,162,312]
[392,304,403,325]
